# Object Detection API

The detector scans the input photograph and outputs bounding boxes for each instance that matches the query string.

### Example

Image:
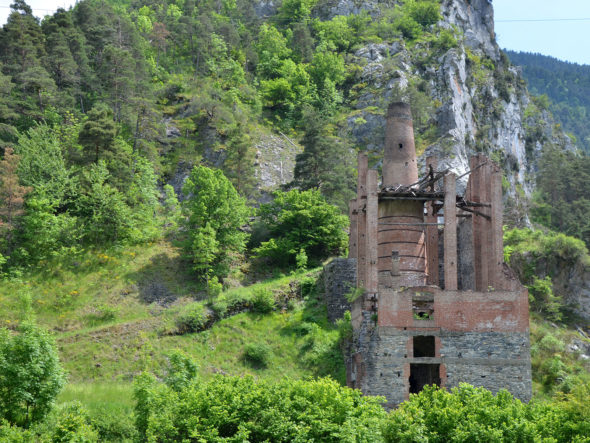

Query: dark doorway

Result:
[409,364,440,394]
[413,336,435,357]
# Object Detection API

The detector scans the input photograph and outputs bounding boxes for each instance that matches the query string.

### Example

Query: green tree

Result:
[182,165,249,280]
[0,67,18,140]
[73,161,132,244]
[277,0,317,25]
[14,196,79,263]
[14,125,70,203]
[255,24,291,79]
[0,1,46,76]
[0,322,66,426]
[254,189,348,267]
[223,124,257,197]
[292,108,356,209]
[51,402,98,442]
[78,104,117,163]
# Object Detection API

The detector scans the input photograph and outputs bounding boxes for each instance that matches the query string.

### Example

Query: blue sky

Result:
[1,0,589,65]
[493,0,590,65]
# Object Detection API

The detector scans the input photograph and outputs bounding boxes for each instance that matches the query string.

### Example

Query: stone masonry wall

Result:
[323,258,356,323]
[356,328,532,407]
[442,331,532,401]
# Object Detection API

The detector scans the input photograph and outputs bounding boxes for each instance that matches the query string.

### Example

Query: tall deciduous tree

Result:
[182,165,250,280]
[254,189,348,267]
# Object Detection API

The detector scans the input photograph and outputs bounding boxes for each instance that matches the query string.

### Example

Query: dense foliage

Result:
[182,165,250,281]
[134,372,388,442]
[531,145,590,246]
[0,323,66,427]
[384,383,590,442]
[506,50,590,152]
[254,189,348,267]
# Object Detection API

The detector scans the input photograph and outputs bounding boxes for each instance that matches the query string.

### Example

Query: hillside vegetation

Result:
[0,0,589,441]
[506,50,590,152]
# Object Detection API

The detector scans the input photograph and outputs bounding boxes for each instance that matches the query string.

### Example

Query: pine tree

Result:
[292,107,356,210]
[0,67,18,140]
[78,104,116,163]
[0,1,46,76]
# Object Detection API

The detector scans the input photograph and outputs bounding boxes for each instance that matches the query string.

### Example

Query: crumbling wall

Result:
[323,258,356,323]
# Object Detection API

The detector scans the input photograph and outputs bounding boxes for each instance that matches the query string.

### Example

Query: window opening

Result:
[413,336,435,357]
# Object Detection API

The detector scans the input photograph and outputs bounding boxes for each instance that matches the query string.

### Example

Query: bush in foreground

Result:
[134,374,387,442]
[0,323,66,426]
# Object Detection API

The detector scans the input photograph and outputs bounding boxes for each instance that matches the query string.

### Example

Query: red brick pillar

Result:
[479,154,490,288]
[470,155,485,291]
[490,163,504,289]
[444,173,458,290]
[366,169,379,296]
[357,153,368,289]
[425,156,439,286]
[349,198,358,259]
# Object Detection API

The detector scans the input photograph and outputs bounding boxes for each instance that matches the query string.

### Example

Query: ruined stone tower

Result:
[343,102,532,407]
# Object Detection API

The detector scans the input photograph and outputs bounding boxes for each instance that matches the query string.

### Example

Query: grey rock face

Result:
[254,132,301,202]
[441,0,499,61]
[253,0,278,17]
[314,0,387,19]
[344,0,572,205]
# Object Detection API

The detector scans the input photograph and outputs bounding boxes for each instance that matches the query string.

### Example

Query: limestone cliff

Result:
[334,0,573,225]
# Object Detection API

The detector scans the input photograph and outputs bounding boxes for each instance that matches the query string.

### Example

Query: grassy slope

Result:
[0,241,344,423]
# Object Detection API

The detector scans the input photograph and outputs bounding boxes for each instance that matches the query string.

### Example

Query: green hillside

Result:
[506,50,590,152]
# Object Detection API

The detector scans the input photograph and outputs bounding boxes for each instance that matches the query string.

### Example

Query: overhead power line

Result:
[0,6,59,12]
[497,17,590,22]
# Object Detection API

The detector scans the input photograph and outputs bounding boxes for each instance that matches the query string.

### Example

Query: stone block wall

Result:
[442,331,532,401]
[323,258,356,323]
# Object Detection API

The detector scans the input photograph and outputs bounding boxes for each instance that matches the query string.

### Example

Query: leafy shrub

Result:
[174,303,209,334]
[528,276,562,321]
[538,333,565,353]
[163,350,199,392]
[52,402,98,443]
[85,304,118,325]
[295,248,308,271]
[408,0,441,27]
[254,189,348,267]
[210,298,228,318]
[251,288,276,314]
[300,276,317,298]
[243,343,272,368]
[0,323,66,426]
[207,276,222,300]
[89,406,137,442]
[134,375,386,442]
[384,384,535,442]
[0,420,32,442]
[396,15,422,39]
